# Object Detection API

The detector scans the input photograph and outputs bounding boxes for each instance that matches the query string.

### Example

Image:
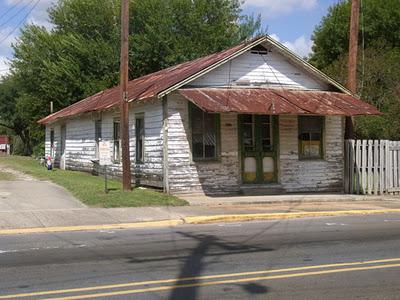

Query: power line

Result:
[0,0,41,45]
[0,0,35,29]
[0,0,26,22]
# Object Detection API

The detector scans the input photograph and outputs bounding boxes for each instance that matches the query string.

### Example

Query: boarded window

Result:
[298,116,324,159]
[135,115,144,164]
[113,119,121,162]
[190,104,219,160]
[95,120,102,159]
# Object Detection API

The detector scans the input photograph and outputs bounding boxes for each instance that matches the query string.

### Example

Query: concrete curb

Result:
[183,209,400,224]
[1,208,400,235]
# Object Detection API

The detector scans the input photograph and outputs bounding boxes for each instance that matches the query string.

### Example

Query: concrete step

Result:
[240,184,286,196]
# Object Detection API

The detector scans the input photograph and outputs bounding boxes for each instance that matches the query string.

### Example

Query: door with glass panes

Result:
[239,115,277,184]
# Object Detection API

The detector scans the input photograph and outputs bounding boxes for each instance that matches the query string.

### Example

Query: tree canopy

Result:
[0,0,263,155]
[310,0,400,139]
[310,0,400,69]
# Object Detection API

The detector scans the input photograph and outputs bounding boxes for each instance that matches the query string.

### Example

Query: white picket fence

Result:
[344,140,400,195]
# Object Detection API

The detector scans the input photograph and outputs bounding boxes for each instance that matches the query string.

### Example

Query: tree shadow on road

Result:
[168,231,273,300]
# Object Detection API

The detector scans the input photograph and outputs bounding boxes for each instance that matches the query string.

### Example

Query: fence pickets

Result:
[344,140,400,195]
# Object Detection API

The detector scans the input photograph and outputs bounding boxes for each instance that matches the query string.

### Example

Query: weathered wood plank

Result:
[385,140,390,194]
[393,142,400,192]
[373,140,379,194]
[367,140,373,195]
[379,140,384,194]
[349,140,355,194]
[361,140,367,194]
[355,139,361,194]
[389,141,394,194]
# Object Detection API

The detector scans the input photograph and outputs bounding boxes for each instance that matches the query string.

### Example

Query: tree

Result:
[0,0,263,154]
[310,0,400,69]
[0,77,32,154]
[310,0,400,139]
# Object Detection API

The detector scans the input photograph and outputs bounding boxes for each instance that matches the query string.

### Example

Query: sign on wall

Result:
[99,141,112,166]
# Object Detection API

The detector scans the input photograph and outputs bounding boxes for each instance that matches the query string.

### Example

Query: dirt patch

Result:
[0,164,36,181]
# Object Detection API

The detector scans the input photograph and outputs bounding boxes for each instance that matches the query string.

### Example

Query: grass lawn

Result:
[0,170,17,181]
[0,156,188,208]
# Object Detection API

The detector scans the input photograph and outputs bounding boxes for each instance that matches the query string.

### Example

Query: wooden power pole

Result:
[120,0,132,191]
[345,0,360,139]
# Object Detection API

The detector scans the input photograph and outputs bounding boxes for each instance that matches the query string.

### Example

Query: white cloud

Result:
[6,0,55,29]
[0,26,19,56]
[0,56,10,77]
[243,0,317,17]
[269,33,313,58]
[0,0,55,68]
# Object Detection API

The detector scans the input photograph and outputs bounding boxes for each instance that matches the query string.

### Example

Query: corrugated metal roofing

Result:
[0,136,10,144]
[178,88,381,116]
[38,37,265,124]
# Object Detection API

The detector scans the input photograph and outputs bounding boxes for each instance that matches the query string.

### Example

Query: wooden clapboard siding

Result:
[279,115,344,192]
[167,92,240,195]
[44,100,164,188]
[45,125,62,166]
[65,115,96,171]
[167,93,345,195]
[344,139,400,195]
[190,50,329,90]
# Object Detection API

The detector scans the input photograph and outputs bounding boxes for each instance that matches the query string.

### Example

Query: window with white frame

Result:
[135,114,145,164]
[50,129,55,157]
[94,119,102,159]
[113,119,121,162]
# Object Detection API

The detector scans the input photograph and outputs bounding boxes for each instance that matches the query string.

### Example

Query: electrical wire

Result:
[0,0,26,22]
[0,0,41,45]
[0,0,35,29]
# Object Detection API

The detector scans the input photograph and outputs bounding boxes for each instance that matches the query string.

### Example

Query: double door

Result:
[239,115,277,184]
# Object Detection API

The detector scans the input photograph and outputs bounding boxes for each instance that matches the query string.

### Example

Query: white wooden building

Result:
[38,36,380,195]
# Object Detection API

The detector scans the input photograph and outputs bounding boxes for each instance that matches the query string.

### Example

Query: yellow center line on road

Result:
[44,263,400,300]
[1,257,400,299]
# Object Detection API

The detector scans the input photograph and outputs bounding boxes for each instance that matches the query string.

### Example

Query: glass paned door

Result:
[240,115,277,184]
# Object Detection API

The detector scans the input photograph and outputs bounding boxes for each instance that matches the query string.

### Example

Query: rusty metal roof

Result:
[38,37,266,125]
[178,88,381,116]
[0,135,10,144]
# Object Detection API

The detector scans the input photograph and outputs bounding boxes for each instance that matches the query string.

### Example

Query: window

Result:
[135,114,144,164]
[190,104,219,160]
[50,129,55,157]
[113,119,121,162]
[95,120,102,159]
[298,116,324,159]
[260,115,273,152]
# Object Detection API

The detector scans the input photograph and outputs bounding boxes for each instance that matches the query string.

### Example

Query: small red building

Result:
[0,135,10,155]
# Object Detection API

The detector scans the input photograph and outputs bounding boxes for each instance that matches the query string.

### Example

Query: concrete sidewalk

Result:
[180,193,399,206]
[1,199,400,231]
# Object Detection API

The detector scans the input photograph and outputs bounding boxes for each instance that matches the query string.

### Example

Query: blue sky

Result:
[0,0,337,77]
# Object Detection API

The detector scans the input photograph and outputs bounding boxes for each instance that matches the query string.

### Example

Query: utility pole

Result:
[120,0,132,191]
[345,0,359,139]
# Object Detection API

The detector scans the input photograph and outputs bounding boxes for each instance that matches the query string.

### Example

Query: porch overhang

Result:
[178,88,381,116]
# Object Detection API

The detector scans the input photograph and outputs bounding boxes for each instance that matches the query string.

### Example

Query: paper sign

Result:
[99,141,112,165]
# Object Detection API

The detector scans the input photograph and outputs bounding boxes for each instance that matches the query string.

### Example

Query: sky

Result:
[0,0,337,77]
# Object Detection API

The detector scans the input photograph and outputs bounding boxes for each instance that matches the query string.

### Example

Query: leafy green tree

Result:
[1,0,263,154]
[323,42,400,139]
[310,0,400,69]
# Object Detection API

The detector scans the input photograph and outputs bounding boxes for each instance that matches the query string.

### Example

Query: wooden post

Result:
[345,0,359,139]
[120,0,132,191]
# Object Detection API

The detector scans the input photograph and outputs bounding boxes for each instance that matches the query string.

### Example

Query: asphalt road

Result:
[1,213,400,299]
